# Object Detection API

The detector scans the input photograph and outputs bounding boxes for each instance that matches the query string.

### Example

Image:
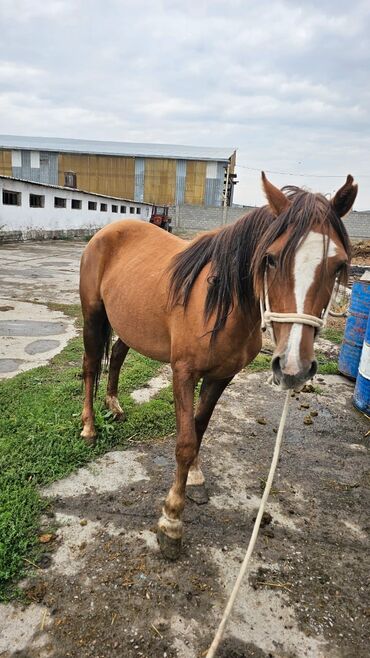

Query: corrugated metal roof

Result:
[0,175,153,205]
[0,134,235,162]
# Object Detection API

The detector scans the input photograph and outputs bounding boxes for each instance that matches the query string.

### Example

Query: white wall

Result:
[0,178,152,232]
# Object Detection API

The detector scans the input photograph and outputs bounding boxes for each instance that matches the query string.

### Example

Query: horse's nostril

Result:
[309,360,318,378]
[271,355,282,380]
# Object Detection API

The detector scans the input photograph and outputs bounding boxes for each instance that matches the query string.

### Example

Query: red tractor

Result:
[149,205,172,232]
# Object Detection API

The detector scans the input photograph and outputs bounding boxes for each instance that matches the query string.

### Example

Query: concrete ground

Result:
[0,240,369,658]
[0,241,82,378]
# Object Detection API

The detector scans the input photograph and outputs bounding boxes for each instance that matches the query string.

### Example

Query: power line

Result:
[236,164,370,178]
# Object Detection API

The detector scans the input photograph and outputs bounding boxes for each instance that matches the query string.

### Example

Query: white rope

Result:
[264,311,324,329]
[206,389,290,658]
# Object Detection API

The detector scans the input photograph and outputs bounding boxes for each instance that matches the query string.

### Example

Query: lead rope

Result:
[206,273,337,657]
[205,389,290,658]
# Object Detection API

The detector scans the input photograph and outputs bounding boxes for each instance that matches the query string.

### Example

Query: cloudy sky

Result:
[0,0,369,208]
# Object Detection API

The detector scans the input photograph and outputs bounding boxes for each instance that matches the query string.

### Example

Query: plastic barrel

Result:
[338,280,370,380]
[353,313,370,414]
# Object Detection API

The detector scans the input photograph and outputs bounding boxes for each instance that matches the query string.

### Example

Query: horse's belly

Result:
[104,292,172,362]
[113,324,171,362]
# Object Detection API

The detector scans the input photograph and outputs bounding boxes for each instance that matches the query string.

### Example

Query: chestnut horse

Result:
[79,173,357,559]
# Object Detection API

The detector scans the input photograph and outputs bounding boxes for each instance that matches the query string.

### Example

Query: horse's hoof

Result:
[186,484,209,505]
[80,430,96,446]
[157,528,182,560]
[105,396,125,421]
[113,410,126,422]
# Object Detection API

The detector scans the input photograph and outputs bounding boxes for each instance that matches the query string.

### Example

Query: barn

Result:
[0,135,236,208]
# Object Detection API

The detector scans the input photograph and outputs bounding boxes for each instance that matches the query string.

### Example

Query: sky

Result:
[0,0,369,209]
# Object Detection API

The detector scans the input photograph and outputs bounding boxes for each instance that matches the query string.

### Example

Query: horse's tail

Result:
[93,306,112,397]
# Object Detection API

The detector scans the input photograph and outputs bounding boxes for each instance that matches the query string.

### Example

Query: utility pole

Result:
[222,163,230,225]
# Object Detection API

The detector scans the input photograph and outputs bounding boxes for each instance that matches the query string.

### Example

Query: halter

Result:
[259,269,334,338]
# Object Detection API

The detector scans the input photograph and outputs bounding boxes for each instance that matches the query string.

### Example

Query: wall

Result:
[169,204,254,231]
[143,158,177,205]
[0,150,12,176]
[0,178,152,239]
[345,211,370,239]
[170,204,370,240]
[58,153,135,199]
[1,148,230,208]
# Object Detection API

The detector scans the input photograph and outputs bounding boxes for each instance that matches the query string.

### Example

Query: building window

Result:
[88,201,97,210]
[29,193,44,208]
[54,197,66,208]
[136,207,141,214]
[100,203,107,212]
[130,206,135,214]
[120,205,126,213]
[2,190,21,206]
[112,204,118,213]
[71,199,82,209]
[64,171,77,188]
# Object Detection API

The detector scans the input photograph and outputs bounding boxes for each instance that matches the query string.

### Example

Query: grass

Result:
[316,352,339,375]
[321,327,344,345]
[0,307,175,600]
[247,353,271,372]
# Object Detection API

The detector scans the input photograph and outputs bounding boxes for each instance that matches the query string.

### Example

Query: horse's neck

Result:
[226,297,261,340]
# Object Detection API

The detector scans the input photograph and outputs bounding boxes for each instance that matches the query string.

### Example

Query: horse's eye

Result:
[266,254,276,268]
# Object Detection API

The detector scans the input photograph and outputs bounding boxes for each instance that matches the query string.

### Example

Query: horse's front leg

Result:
[157,363,198,560]
[186,375,233,504]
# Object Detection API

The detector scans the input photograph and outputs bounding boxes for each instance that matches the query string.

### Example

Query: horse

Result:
[79,172,357,559]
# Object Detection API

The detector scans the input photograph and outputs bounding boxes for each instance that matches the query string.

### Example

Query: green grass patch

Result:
[246,353,271,372]
[316,352,339,375]
[0,314,175,600]
[321,327,344,345]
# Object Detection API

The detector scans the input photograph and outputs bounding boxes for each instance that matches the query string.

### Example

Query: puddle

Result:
[0,357,24,373]
[0,320,67,337]
[25,339,61,354]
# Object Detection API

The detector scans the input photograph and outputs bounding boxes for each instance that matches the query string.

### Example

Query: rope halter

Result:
[260,270,334,338]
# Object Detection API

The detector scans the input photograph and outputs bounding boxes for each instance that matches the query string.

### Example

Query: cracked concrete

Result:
[0,298,77,378]
[0,241,82,377]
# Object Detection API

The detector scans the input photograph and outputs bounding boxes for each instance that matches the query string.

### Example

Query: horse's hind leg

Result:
[186,375,233,504]
[105,338,129,419]
[81,303,111,445]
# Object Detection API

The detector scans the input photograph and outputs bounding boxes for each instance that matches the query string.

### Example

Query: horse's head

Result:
[254,173,357,390]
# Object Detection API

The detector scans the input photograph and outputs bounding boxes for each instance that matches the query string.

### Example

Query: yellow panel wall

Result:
[0,150,12,176]
[185,160,206,205]
[58,154,135,199]
[143,158,176,205]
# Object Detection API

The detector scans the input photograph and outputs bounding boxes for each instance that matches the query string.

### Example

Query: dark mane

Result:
[168,208,273,338]
[168,187,350,341]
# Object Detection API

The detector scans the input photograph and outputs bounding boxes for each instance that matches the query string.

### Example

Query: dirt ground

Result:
[0,240,369,658]
[1,371,369,658]
[351,241,370,267]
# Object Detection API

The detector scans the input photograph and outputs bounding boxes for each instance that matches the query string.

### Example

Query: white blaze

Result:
[284,231,337,374]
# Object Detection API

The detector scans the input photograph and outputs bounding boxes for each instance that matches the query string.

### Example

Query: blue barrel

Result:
[353,313,370,414]
[338,280,370,380]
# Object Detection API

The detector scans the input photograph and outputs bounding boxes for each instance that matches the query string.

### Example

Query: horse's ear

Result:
[331,175,358,218]
[261,171,290,216]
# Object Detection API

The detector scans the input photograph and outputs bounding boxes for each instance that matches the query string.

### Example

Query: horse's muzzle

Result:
[271,355,317,390]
